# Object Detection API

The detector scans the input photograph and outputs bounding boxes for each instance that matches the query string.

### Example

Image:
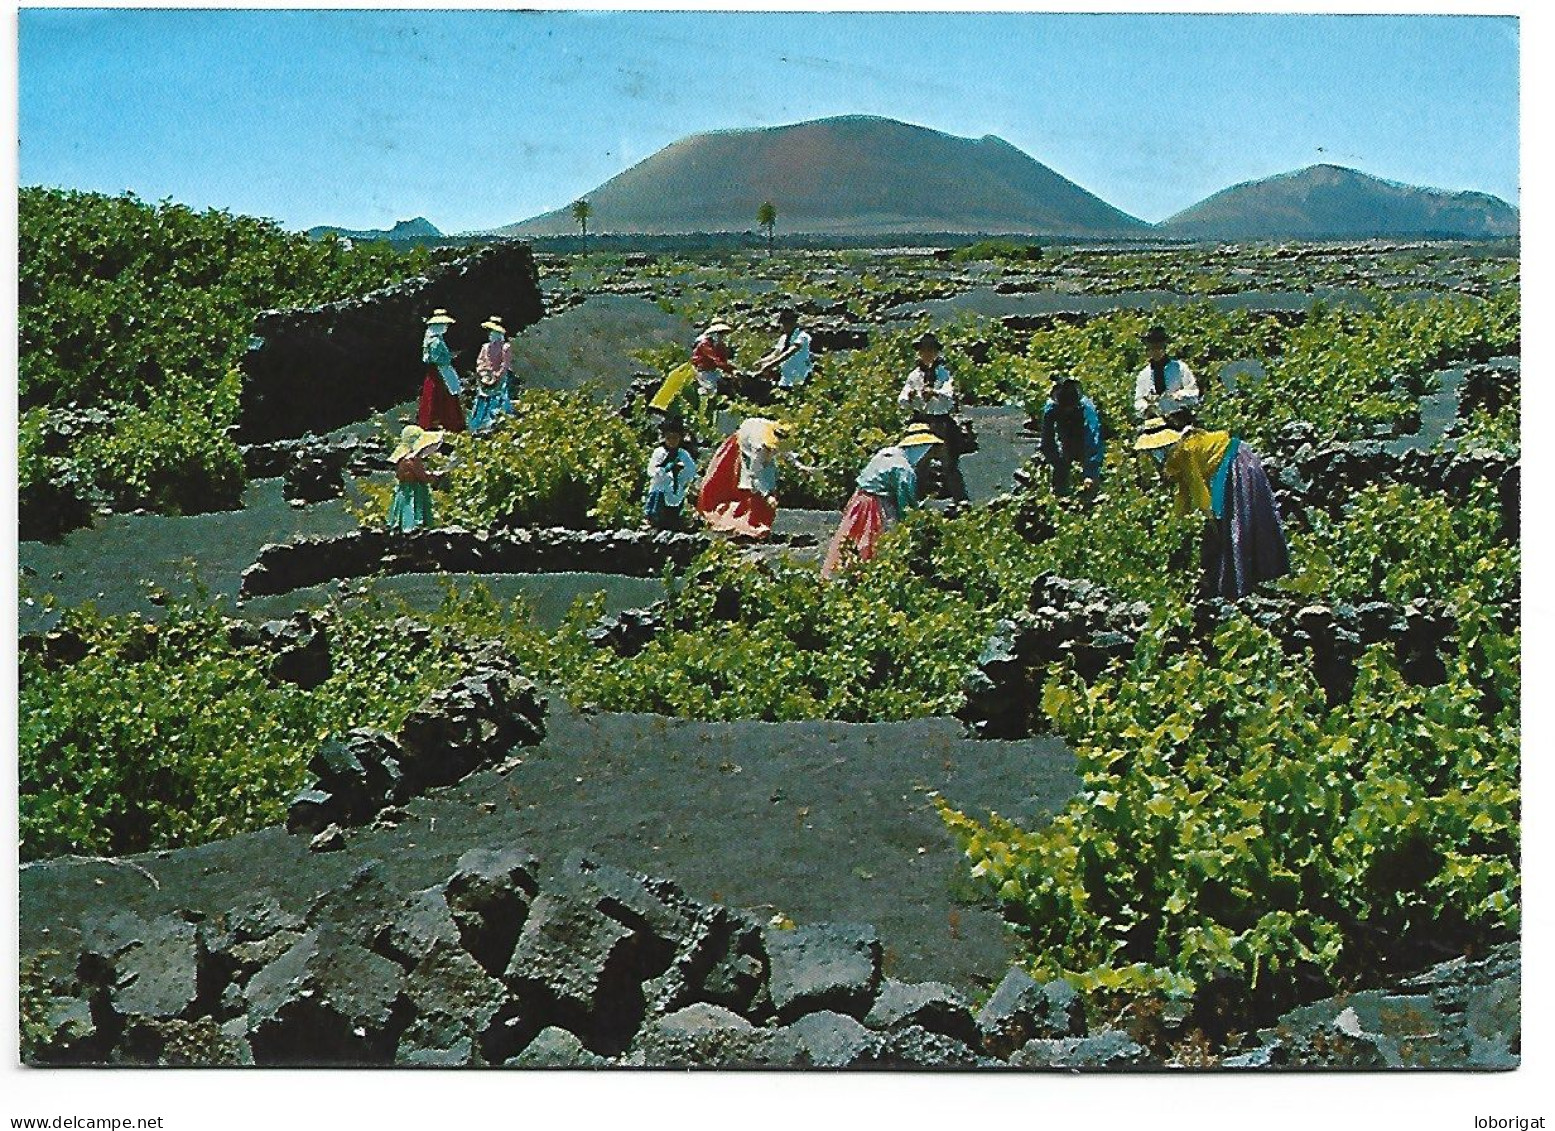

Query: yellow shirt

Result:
[1164,429,1233,516]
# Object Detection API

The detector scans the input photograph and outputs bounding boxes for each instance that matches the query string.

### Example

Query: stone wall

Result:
[238,527,710,599]
[960,573,1478,739]
[25,836,1515,1069]
[237,244,545,444]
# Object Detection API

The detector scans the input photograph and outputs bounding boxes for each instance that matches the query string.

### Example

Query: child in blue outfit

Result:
[643,416,698,530]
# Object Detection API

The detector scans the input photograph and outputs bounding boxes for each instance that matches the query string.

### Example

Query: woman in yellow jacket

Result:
[1135,419,1289,599]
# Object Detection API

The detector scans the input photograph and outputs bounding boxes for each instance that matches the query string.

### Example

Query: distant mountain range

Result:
[313,117,1518,243]
[307,216,443,242]
[1158,164,1519,240]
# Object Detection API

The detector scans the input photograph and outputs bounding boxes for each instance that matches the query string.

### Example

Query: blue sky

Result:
[17,10,1519,233]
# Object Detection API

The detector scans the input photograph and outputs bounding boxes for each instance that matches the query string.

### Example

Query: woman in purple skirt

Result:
[1135,419,1290,599]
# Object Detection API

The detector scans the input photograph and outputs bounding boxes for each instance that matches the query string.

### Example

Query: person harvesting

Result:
[1134,417,1289,598]
[386,425,446,532]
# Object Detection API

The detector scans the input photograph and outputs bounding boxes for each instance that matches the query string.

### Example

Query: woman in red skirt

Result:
[822,424,941,578]
[695,416,792,538]
[419,308,467,432]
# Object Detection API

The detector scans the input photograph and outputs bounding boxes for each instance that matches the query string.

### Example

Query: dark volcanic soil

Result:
[21,702,1078,996]
[514,294,696,396]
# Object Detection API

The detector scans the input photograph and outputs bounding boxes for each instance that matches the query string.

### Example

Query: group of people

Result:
[417,308,519,436]
[689,308,815,404]
[393,301,1290,602]
[387,309,520,532]
[1027,323,1288,598]
[641,316,976,580]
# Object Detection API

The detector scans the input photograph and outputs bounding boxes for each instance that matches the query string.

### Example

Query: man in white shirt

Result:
[753,308,814,393]
[898,331,967,501]
[1133,325,1200,425]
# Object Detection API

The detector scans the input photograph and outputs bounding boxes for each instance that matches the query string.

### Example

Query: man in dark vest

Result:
[1132,325,1200,428]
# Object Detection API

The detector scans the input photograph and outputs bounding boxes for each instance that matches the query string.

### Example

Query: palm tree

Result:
[571,199,592,256]
[757,201,777,257]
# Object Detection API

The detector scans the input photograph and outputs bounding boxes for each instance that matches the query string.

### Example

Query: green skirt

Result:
[387,481,434,531]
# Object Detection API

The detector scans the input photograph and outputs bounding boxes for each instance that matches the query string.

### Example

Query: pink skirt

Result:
[822,490,890,578]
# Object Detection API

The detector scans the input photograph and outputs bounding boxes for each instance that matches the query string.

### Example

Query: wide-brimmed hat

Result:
[426,309,456,326]
[1133,417,1182,451]
[749,419,790,449]
[1140,325,1169,345]
[913,331,942,350]
[481,316,507,334]
[391,425,445,461]
[899,424,942,449]
[705,321,734,335]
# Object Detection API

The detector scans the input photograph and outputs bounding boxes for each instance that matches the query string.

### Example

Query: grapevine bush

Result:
[19,593,469,859]
[940,599,1519,1015]
[18,188,448,533]
[354,387,649,530]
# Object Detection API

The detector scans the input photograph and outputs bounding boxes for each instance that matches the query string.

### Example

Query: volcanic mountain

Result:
[499,116,1148,238]
[1159,165,1518,241]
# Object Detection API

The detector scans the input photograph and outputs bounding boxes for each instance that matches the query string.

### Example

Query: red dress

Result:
[419,368,467,432]
[695,434,777,538]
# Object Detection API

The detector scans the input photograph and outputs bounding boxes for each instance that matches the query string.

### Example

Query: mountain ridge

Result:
[307,216,443,242]
[1158,163,1518,240]
[306,119,1518,243]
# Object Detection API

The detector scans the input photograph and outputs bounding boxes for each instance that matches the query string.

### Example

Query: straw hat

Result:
[391,425,445,461]
[1133,418,1182,452]
[481,316,507,334]
[426,309,456,325]
[705,320,734,336]
[899,424,942,449]
[750,419,790,450]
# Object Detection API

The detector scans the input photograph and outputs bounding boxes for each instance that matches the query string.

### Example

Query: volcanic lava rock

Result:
[309,824,348,852]
[1006,1030,1149,1070]
[585,606,665,657]
[117,1016,250,1066]
[1244,943,1521,1070]
[975,967,1086,1057]
[244,929,409,1065]
[764,922,883,1023]
[642,900,769,1022]
[283,454,345,505]
[807,323,871,353]
[286,789,341,836]
[444,847,541,975]
[78,911,206,1024]
[28,995,106,1064]
[630,1003,800,1069]
[503,892,645,1053]
[395,665,546,795]
[398,947,514,1066]
[781,1010,885,1068]
[864,979,978,1046]
[510,1026,609,1068]
[880,1024,984,1068]
[375,886,464,966]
